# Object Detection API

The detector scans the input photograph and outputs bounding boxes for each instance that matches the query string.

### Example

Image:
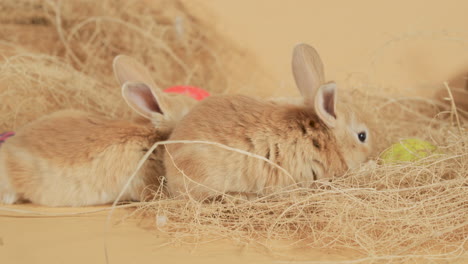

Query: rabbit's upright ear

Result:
[122,82,165,121]
[315,82,337,128]
[292,43,325,106]
[114,55,174,120]
[114,55,198,123]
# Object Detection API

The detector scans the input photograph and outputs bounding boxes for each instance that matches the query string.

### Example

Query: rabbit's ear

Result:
[113,55,157,88]
[122,82,165,120]
[292,43,325,105]
[114,55,177,120]
[315,82,337,128]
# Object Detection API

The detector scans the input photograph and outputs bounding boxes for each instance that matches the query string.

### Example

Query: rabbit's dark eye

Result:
[358,132,367,142]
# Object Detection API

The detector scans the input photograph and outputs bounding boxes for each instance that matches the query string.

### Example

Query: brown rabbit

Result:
[0,56,198,206]
[164,43,374,200]
[434,72,468,112]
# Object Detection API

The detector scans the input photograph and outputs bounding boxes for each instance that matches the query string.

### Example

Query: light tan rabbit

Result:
[434,72,468,112]
[0,56,198,206]
[164,43,374,200]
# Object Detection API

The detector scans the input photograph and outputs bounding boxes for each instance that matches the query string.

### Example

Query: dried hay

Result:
[133,93,467,263]
[0,1,466,264]
[0,0,270,130]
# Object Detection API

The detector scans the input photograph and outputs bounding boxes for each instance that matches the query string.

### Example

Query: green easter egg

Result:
[381,138,438,164]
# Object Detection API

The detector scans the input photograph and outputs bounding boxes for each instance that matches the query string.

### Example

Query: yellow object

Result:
[381,138,438,164]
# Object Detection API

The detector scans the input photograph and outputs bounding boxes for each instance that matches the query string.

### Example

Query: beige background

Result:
[1,1,468,263]
[204,0,468,96]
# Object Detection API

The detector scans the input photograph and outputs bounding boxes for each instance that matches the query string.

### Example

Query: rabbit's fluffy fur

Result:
[163,44,373,200]
[0,56,198,206]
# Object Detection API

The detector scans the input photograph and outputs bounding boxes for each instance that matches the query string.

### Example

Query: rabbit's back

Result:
[165,95,338,199]
[0,110,165,206]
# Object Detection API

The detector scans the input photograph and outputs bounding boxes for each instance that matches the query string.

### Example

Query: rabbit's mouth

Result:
[311,168,318,181]
[311,159,327,180]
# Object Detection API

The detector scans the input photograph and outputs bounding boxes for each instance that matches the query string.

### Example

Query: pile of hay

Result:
[0,1,466,263]
[137,93,467,263]
[0,0,269,130]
